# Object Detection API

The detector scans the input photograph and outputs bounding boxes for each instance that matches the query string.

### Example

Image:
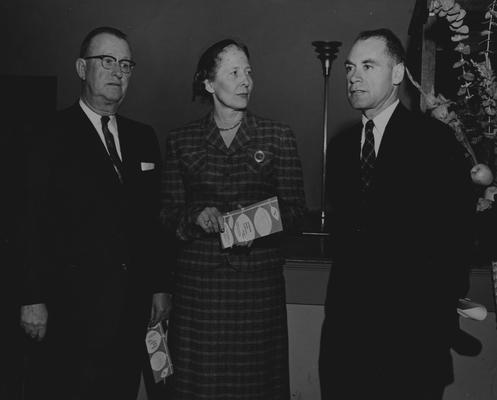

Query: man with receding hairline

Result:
[20,26,173,400]
[321,28,474,399]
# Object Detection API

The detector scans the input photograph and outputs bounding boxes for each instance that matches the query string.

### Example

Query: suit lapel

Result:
[70,104,122,185]
[227,114,253,154]
[115,115,134,178]
[369,104,412,193]
[341,122,362,174]
[376,104,407,160]
[205,123,227,154]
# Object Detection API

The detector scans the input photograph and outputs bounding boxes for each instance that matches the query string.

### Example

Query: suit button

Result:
[121,263,128,271]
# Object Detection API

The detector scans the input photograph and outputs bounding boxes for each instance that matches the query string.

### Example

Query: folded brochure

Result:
[145,322,173,383]
[220,196,283,248]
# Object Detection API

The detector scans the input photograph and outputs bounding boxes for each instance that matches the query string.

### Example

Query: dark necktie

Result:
[101,116,124,183]
[360,119,376,192]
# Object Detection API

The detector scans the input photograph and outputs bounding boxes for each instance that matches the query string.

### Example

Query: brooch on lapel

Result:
[254,150,265,163]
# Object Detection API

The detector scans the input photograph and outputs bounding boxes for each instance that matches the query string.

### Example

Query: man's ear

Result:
[392,62,405,86]
[75,58,87,80]
[204,79,215,94]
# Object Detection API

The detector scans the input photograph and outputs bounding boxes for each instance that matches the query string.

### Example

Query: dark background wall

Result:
[1,0,417,210]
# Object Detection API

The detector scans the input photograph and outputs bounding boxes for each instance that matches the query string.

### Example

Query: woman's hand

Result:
[235,239,253,247]
[196,207,225,233]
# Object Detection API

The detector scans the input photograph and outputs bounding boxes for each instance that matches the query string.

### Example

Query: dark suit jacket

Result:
[23,102,172,344]
[322,103,475,395]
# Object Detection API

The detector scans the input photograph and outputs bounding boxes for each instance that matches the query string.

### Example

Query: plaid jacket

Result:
[160,111,306,271]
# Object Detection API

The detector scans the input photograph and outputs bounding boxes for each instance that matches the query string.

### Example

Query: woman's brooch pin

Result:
[254,150,265,163]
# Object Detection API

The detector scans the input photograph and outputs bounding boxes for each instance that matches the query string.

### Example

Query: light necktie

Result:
[360,119,376,192]
[101,116,123,183]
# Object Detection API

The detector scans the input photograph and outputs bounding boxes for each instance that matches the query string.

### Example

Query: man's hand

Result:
[149,293,172,327]
[20,303,48,341]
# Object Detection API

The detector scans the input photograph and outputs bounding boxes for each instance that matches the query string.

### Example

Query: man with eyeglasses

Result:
[20,26,173,400]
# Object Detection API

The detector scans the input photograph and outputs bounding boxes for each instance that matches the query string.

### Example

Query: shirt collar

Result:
[79,98,117,131]
[361,99,399,135]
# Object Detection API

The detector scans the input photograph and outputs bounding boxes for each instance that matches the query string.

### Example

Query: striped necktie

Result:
[101,116,124,183]
[360,119,376,192]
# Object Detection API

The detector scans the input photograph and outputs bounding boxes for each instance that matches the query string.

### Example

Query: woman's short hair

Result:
[192,38,250,102]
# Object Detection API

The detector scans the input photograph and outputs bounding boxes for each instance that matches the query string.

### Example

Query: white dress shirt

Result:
[79,99,122,160]
[360,99,399,156]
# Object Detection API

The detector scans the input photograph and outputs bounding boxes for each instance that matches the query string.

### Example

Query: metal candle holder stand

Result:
[311,40,341,233]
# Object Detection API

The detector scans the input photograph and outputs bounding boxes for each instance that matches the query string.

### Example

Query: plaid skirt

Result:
[167,266,290,400]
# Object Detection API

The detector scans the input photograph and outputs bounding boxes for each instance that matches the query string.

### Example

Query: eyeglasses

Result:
[84,55,136,74]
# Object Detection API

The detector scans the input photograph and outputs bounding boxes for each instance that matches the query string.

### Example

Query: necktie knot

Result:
[101,115,110,126]
[365,119,374,133]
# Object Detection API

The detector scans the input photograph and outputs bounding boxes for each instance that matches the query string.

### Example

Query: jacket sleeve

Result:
[160,132,204,241]
[21,117,58,305]
[141,126,176,295]
[275,126,307,233]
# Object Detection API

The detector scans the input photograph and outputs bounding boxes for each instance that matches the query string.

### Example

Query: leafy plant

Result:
[408,0,497,211]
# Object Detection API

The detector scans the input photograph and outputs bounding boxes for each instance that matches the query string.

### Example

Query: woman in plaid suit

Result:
[160,39,306,399]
